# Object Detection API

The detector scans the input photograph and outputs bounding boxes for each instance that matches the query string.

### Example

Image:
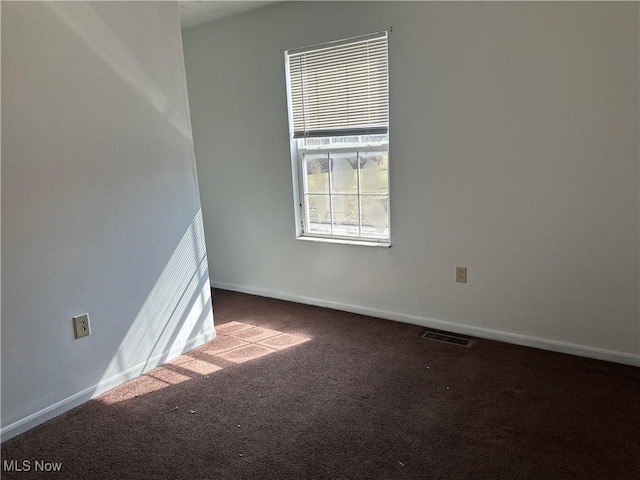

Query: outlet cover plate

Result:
[73,314,91,339]
[456,266,467,283]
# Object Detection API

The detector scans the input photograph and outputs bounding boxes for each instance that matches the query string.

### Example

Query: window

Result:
[284,32,390,245]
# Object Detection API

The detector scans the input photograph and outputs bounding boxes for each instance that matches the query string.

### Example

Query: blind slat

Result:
[286,32,389,138]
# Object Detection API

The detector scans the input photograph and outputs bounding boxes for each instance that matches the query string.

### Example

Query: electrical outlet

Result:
[456,266,467,284]
[72,314,91,339]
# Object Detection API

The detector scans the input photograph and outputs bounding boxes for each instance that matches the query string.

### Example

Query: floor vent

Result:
[422,330,473,347]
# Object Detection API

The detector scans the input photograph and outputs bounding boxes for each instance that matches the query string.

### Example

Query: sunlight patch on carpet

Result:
[97,322,310,403]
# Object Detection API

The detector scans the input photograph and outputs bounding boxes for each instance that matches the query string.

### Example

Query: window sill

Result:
[295,235,391,248]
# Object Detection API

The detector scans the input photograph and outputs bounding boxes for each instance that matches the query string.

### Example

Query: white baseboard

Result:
[212,281,640,368]
[0,329,217,442]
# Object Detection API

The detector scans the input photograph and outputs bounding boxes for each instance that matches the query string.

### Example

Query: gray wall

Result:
[1,1,215,439]
[183,1,639,364]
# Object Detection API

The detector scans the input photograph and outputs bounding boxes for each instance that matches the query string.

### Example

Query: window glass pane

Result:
[360,135,388,144]
[306,194,331,234]
[330,153,358,194]
[361,195,389,239]
[331,195,359,237]
[304,137,331,147]
[304,154,329,193]
[359,152,389,194]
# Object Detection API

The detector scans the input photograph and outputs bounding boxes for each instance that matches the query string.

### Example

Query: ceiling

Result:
[179,1,279,29]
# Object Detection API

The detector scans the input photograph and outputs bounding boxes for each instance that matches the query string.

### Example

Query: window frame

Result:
[284,33,391,247]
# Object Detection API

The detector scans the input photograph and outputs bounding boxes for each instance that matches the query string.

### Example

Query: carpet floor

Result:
[2,289,639,479]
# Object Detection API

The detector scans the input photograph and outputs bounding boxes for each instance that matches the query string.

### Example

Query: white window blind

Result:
[286,32,389,139]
